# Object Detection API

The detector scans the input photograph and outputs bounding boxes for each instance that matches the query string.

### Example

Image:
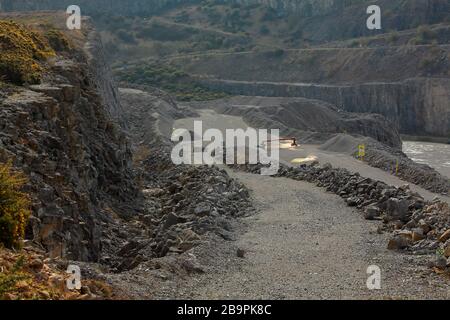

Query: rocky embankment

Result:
[95,87,254,296]
[231,162,450,272]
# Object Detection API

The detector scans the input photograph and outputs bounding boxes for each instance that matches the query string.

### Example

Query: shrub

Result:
[420,57,435,70]
[263,48,285,58]
[0,20,55,85]
[116,29,137,44]
[417,25,436,41]
[45,29,71,52]
[0,162,31,249]
[388,31,399,43]
[0,256,30,299]
[411,25,438,45]
[259,25,270,35]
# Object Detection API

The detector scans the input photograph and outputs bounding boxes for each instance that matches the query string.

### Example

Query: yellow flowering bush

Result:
[0,162,31,248]
[0,20,55,85]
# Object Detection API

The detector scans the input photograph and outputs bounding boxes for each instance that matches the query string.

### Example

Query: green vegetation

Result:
[259,25,270,35]
[117,29,137,44]
[0,256,29,299]
[45,29,71,52]
[387,31,399,44]
[0,162,31,249]
[409,25,438,45]
[0,20,55,85]
[116,63,228,101]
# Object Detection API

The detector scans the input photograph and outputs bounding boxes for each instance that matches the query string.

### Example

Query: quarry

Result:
[0,0,449,302]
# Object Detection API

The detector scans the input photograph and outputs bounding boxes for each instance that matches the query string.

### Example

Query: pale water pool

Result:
[402,141,450,178]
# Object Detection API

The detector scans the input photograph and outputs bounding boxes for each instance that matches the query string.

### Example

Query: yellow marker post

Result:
[358,144,365,162]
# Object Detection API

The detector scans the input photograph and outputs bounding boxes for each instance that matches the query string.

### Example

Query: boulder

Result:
[162,213,180,230]
[386,198,410,221]
[194,202,211,216]
[444,245,450,258]
[364,206,380,220]
[438,229,450,243]
[387,236,412,250]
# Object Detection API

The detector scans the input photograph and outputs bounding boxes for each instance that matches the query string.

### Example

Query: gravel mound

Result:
[319,134,372,154]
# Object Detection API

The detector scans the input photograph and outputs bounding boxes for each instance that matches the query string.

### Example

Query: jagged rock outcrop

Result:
[0,21,138,261]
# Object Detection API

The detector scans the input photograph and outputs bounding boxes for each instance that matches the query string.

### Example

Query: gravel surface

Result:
[171,170,450,299]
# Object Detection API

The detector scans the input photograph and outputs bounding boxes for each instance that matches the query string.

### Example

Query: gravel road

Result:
[174,170,449,299]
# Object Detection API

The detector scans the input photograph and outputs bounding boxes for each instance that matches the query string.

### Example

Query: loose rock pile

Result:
[106,147,253,272]
[231,162,450,271]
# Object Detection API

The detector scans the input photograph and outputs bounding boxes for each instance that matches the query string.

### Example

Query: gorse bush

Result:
[0,256,29,299]
[0,162,31,248]
[0,20,55,85]
[45,29,71,52]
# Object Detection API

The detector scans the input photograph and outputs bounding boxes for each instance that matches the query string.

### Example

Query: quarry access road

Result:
[176,169,450,299]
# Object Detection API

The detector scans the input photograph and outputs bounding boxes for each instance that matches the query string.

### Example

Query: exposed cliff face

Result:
[197,78,450,138]
[84,29,127,128]
[0,18,138,261]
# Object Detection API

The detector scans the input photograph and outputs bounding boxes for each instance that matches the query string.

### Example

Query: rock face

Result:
[198,78,450,138]
[84,30,127,129]
[0,24,137,261]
